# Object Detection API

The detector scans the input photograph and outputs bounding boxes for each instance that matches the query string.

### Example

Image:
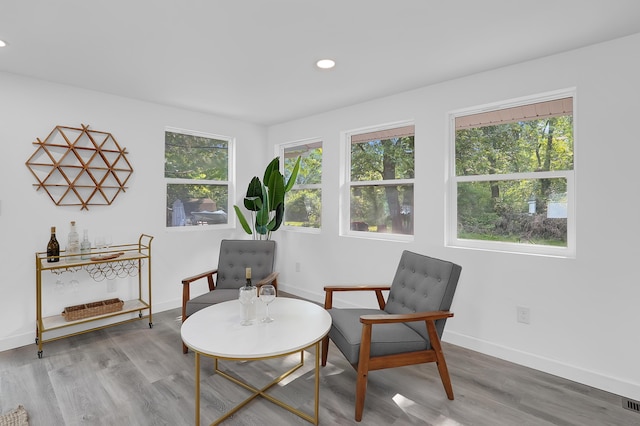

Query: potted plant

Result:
[234,156,301,240]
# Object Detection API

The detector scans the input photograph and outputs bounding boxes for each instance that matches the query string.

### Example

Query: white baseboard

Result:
[444,330,640,401]
[0,332,34,353]
[276,284,640,401]
[278,284,324,305]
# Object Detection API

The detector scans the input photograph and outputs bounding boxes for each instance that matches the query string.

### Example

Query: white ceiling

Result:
[2,1,640,125]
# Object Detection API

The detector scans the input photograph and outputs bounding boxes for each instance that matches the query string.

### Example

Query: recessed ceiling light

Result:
[316,59,336,69]
[0,40,7,48]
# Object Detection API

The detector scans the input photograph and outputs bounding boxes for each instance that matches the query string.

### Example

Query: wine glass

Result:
[104,235,113,252]
[54,276,65,293]
[95,236,106,256]
[259,284,276,323]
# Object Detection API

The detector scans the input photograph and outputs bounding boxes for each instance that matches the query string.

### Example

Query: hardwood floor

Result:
[1,305,637,425]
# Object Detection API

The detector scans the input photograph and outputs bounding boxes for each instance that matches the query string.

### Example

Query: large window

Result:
[281,139,322,229]
[449,92,575,256]
[345,123,415,237]
[165,128,232,228]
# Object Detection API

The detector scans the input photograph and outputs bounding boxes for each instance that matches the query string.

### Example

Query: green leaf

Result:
[255,223,268,235]
[263,157,280,186]
[243,177,263,211]
[284,156,301,192]
[268,202,284,232]
[256,187,270,227]
[267,169,285,212]
[233,205,253,235]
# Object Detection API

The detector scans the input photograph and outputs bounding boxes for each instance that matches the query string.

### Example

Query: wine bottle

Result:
[67,221,80,262]
[46,226,60,263]
[239,267,256,325]
[245,267,252,288]
[80,229,91,260]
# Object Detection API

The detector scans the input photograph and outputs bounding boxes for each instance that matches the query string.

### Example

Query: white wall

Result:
[268,34,640,400]
[0,72,264,351]
[2,31,638,403]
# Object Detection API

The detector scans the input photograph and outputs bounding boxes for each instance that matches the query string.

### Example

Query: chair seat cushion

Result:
[186,289,238,317]
[328,308,428,364]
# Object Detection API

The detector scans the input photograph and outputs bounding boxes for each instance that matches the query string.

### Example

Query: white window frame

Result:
[341,120,415,241]
[165,126,235,231]
[446,89,576,257]
[278,138,323,234]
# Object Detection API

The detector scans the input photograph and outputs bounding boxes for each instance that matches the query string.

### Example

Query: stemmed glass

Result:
[54,276,65,293]
[95,236,106,256]
[259,284,276,323]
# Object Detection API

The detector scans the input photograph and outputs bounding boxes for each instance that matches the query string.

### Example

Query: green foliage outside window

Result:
[455,114,573,245]
[350,135,414,234]
[165,131,229,227]
[283,144,322,228]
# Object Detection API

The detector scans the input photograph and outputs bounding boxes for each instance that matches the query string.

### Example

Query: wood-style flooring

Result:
[1,304,638,425]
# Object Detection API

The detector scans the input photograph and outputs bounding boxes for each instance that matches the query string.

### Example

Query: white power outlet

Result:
[295,262,301,272]
[516,306,530,324]
[107,280,117,293]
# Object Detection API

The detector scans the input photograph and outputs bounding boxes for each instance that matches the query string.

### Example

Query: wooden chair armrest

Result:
[181,268,219,286]
[360,310,453,325]
[324,284,391,292]
[181,268,219,332]
[323,284,391,310]
[256,272,279,292]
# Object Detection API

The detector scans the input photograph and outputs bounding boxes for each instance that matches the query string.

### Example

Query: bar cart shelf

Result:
[35,234,153,358]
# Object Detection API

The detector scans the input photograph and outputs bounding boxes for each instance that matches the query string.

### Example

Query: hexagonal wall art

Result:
[25,124,133,210]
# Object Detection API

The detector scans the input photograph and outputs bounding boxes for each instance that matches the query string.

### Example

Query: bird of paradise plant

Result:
[234,156,301,240]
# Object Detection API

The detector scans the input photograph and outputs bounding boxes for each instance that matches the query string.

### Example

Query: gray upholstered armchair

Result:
[181,239,278,353]
[321,250,462,422]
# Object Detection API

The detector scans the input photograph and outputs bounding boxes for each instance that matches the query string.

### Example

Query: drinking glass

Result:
[54,277,65,293]
[259,284,276,323]
[95,236,106,256]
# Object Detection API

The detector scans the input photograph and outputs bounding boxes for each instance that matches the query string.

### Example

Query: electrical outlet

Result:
[295,262,301,272]
[107,280,117,293]
[517,306,530,324]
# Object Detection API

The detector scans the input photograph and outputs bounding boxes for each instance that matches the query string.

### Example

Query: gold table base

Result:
[194,341,321,425]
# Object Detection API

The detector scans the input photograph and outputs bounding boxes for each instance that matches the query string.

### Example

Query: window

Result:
[449,92,575,256]
[281,139,322,229]
[165,128,233,228]
[345,123,415,236]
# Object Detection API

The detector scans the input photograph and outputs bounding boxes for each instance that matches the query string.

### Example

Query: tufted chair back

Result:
[384,250,462,342]
[215,240,276,289]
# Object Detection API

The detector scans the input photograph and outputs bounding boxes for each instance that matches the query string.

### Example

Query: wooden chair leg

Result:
[181,309,189,354]
[427,321,454,399]
[321,335,329,366]
[355,323,373,422]
[182,283,189,354]
[355,363,368,422]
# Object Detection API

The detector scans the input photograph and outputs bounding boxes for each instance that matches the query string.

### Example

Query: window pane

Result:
[455,116,573,176]
[284,143,322,185]
[457,178,567,246]
[283,141,322,230]
[166,184,228,227]
[284,188,321,228]
[351,136,414,182]
[350,184,413,234]
[165,131,228,180]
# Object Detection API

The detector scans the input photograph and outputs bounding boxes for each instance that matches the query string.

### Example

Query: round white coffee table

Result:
[181,297,332,425]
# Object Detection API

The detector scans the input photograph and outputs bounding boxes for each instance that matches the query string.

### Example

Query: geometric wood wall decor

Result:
[25,124,133,210]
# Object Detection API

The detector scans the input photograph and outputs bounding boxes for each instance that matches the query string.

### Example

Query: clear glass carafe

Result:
[239,284,257,326]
